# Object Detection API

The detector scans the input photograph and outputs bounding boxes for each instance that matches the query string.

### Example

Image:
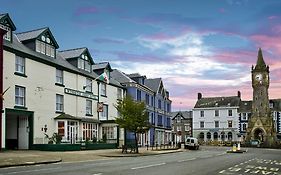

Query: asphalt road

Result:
[1,146,280,175]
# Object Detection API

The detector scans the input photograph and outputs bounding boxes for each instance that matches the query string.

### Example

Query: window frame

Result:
[56,94,64,112]
[215,121,219,128]
[56,69,64,85]
[228,120,233,128]
[200,121,204,128]
[100,104,108,120]
[15,85,26,107]
[86,99,92,115]
[100,83,107,96]
[228,109,233,116]
[215,110,219,117]
[15,55,25,75]
[200,111,204,117]
[85,78,92,92]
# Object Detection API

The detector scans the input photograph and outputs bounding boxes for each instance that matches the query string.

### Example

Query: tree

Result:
[115,95,150,153]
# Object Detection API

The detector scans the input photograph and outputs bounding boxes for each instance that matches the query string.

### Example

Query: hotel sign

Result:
[64,88,98,100]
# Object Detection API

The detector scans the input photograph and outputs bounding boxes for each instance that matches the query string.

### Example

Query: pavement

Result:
[0,147,182,168]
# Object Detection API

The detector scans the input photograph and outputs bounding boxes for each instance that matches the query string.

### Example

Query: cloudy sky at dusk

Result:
[1,0,281,111]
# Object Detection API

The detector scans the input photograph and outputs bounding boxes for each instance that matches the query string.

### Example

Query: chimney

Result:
[198,93,202,100]
[237,91,241,98]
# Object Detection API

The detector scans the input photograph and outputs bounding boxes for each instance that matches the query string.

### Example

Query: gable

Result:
[0,13,16,31]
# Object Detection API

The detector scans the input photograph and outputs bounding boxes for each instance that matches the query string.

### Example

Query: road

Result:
[1,146,281,175]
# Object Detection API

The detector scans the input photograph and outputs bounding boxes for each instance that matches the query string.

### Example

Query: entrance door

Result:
[69,126,75,144]
[18,116,29,149]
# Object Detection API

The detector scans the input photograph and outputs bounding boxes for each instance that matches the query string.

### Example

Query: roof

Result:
[194,96,240,108]
[16,27,59,48]
[4,34,123,88]
[110,69,136,84]
[59,47,86,59]
[238,101,252,112]
[127,73,146,79]
[254,48,267,70]
[92,62,112,71]
[171,111,192,120]
[54,113,81,121]
[0,13,16,31]
[144,78,161,92]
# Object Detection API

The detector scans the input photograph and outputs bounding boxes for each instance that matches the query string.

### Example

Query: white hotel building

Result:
[193,92,241,142]
[0,13,125,150]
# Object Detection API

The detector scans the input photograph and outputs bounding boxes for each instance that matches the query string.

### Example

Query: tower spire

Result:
[255,48,266,70]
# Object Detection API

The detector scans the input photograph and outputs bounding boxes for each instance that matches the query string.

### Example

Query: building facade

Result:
[171,111,192,143]
[111,70,172,146]
[1,13,125,150]
[193,92,241,143]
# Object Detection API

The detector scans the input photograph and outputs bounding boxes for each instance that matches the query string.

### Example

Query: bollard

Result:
[232,144,237,152]
[237,143,240,151]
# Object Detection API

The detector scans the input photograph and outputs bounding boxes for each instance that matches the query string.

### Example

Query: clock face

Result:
[255,74,262,81]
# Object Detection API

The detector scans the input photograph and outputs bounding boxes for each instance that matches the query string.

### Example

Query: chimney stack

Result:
[237,91,241,98]
[198,93,202,100]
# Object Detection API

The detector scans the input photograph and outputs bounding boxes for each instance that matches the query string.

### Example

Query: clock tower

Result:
[246,48,277,147]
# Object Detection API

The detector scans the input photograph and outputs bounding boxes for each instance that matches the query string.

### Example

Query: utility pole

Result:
[0,28,7,151]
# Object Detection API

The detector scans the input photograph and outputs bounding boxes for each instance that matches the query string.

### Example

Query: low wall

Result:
[31,143,117,151]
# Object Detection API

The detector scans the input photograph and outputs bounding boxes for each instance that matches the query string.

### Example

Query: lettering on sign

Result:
[64,88,98,100]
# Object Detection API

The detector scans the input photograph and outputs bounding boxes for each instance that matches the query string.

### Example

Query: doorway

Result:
[254,128,264,142]
[5,109,33,150]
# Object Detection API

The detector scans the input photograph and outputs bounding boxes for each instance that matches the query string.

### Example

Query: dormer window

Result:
[35,34,55,58]
[78,54,91,72]
[0,24,11,41]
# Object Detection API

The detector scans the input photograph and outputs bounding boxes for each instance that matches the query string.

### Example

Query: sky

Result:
[1,0,281,111]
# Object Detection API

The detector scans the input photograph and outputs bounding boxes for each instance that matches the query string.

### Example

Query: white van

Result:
[184,137,199,150]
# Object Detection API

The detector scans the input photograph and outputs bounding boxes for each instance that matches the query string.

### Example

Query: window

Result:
[228,120,233,128]
[177,116,181,123]
[151,113,155,124]
[58,121,65,136]
[15,86,25,107]
[136,90,141,101]
[85,78,92,92]
[100,104,108,120]
[102,126,114,139]
[177,126,181,131]
[78,54,91,72]
[200,121,204,128]
[166,118,171,128]
[215,121,219,128]
[100,83,106,96]
[56,94,64,112]
[56,69,63,85]
[215,110,219,117]
[83,123,97,141]
[86,100,92,115]
[157,115,163,126]
[151,96,154,106]
[158,100,161,109]
[1,24,11,41]
[167,103,171,112]
[35,39,55,58]
[242,113,247,120]
[145,94,149,105]
[15,56,25,74]
[242,123,247,131]
[228,110,232,116]
[117,88,122,99]
[200,111,204,117]
[185,125,190,131]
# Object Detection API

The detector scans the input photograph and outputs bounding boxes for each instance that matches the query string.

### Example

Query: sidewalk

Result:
[0,147,182,168]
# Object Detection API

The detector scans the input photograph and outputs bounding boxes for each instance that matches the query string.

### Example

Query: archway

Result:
[227,132,232,141]
[199,132,204,141]
[254,128,264,142]
[207,132,211,140]
[213,132,218,140]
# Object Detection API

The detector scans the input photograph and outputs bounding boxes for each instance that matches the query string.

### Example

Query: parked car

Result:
[184,137,199,150]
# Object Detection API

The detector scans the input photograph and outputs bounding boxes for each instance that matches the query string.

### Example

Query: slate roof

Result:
[59,47,87,59]
[110,69,136,84]
[16,27,59,48]
[238,101,252,113]
[144,78,161,92]
[3,34,123,88]
[171,111,192,120]
[16,27,48,42]
[194,96,240,108]
[92,62,112,71]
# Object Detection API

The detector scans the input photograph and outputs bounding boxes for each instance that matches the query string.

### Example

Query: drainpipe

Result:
[0,28,7,151]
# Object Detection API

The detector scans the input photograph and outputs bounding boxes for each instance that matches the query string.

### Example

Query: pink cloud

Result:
[219,8,226,13]
[211,50,256,65]
[250,35,281,55]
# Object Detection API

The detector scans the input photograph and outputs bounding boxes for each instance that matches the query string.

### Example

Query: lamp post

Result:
[0,28,7,151]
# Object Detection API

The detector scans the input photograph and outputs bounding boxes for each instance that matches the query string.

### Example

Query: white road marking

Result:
[4,167,61,174]
[131,162,166,170]
[177,158,196,162]
[93,173,102,175]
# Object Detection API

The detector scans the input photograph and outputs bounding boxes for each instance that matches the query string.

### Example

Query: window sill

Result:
[101,95,107,98]
[55,111,65,114]
[55,83,65,87]
[86,114,93,117]
[85,91,93,94]
[14,72,27,78]
[14,106,28,110]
